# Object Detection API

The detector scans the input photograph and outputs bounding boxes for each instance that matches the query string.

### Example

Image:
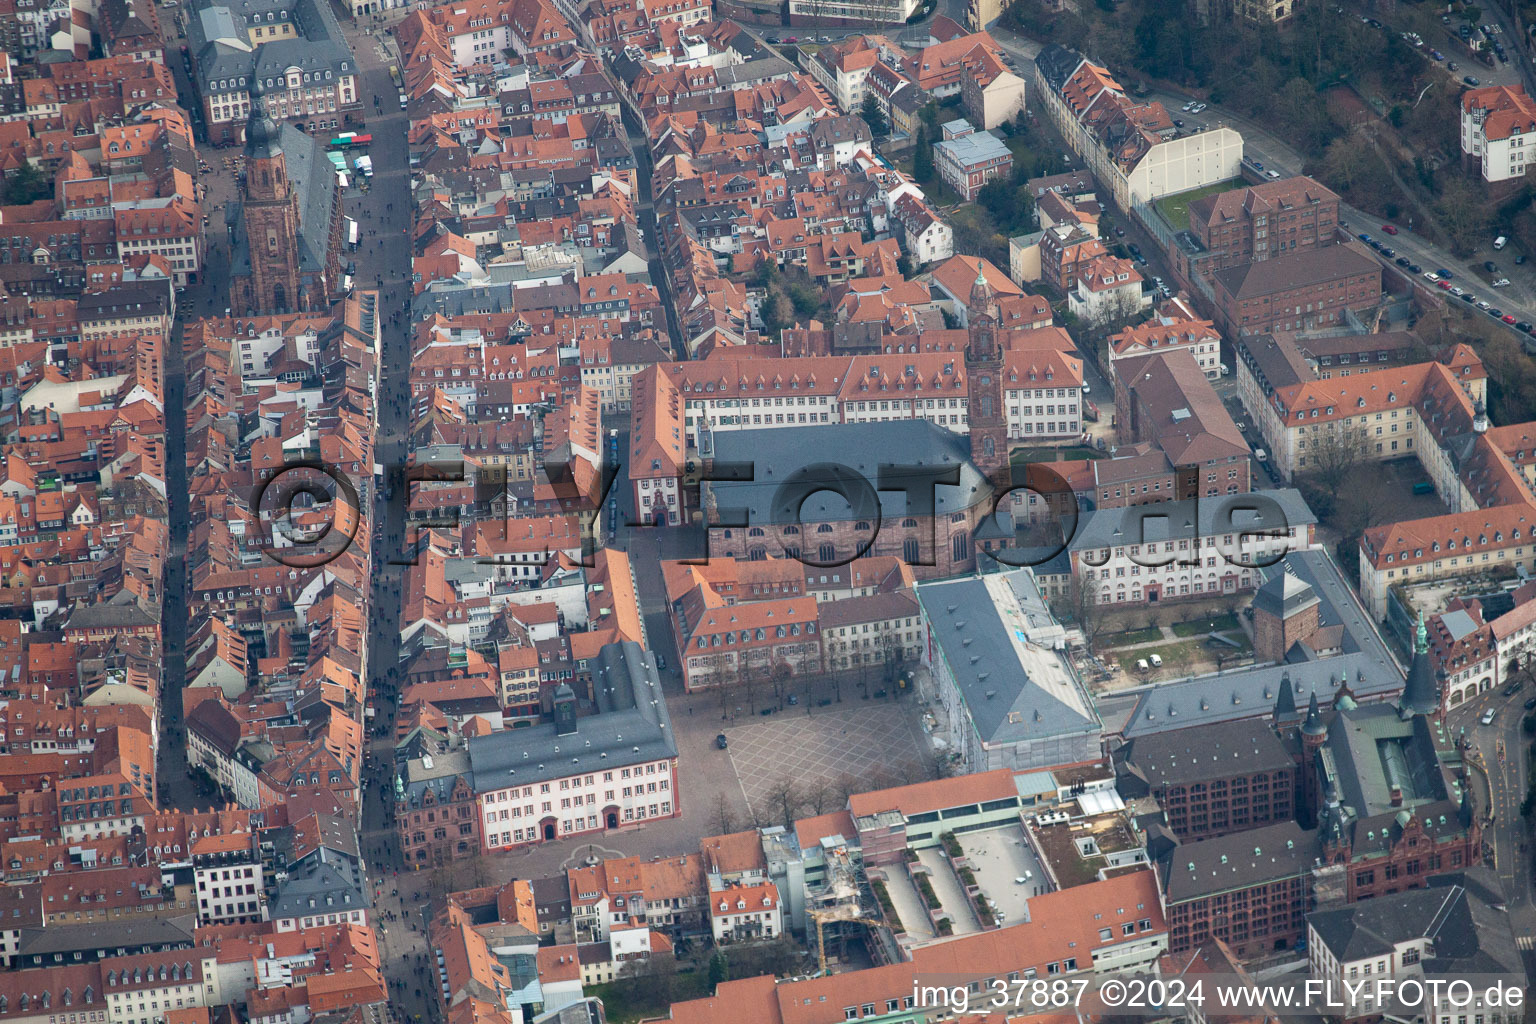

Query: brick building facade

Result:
[1188,176,1341,271]
[1119,719,1298,840]
[1210,246,1381,338]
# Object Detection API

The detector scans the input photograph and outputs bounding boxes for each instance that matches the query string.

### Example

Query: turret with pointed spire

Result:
[1399,610,1440,718]
[1302,690,1326,738]
[1273,671,1298,726]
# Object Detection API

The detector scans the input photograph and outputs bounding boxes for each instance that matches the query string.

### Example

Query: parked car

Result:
[1424,271,1440,282]
[1396,256,1412,267]
[1526,697,1536,710]
[1381,223,1399,235]
[1451,286,1466,296]
[1485,260,1499,272]
[1517,321,1532,332]
[1436,268,1454,279]
[1438,280,1453,290]
[1465,75,1481,86]
[1462,293,1476,302]
[1448,61,1459,71]
[1174,119,1185,128]
[1382,247,1396,257]
[1409,264,1422,273]
[1182,101,1195,112]
[1478,300,1493,310]
[1431,49,1445,60]
[1358,233,1372,242]
[1115,226,1125,237]
[1191,102,1207,113]
[716,734,729,749]
[1503,314,1517,323]
[1266,169,1281,179]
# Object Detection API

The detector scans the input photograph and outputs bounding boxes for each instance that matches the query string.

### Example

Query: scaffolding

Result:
[806,842,880,972]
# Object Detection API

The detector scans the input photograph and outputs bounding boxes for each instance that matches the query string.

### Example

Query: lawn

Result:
[588,973,710,1024]
[1013,446,1103,464]
[1099,626,1163,647]
[1154,180,1241,232]
[1171,612,1241,637]
[1116,634,1254,676]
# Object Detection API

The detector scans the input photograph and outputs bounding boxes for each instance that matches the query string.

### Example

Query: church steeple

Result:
[237,80,305,315]
[1399,610,1440,719]
[964,260,1008,489]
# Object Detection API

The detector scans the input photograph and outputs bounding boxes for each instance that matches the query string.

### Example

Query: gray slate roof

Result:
[1068,488,1316,552]
[1160,820,1317,902]
[1252,570,1320,620]
[706,419,993,523]
[917,568,1100,747]
[1121,717,1293,788]
[1324,703,1448,820]
[467,641,675,793]
[269,857,364,921]
[1123,549,1402,738]
[188,0,353,96]
[229,121,338,278]
[17,915,196,959]
[1308,871,1522,977]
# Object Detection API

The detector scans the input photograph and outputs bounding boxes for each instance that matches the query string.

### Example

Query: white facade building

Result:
[1460,84,1536,183]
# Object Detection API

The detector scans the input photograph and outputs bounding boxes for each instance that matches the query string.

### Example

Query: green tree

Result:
[912,126,935,184]
[707,951,729,991]
[2,160,49,206]
[859,95,888,139]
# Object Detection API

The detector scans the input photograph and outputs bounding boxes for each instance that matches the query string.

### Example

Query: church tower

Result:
[1399,610,1440,719]
[239,84,305,315]
[965,265,1009,490]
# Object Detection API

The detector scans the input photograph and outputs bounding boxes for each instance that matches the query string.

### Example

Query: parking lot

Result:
[724,703,930,822]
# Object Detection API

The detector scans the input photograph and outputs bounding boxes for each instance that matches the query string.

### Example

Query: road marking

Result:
[1518,936,1534,950]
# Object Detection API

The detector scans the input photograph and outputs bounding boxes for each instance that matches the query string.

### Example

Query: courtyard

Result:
[724,701,932,824]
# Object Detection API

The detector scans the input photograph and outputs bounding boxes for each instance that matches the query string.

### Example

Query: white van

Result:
[1136,658,1150,672]
[1149,654,1163,668]
[1495,235,1509,249]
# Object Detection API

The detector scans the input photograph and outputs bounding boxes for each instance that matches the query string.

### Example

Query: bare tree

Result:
[1051,576,1106,647]
[832,773,862,806]
[769,660,792,708]
[801,780,832,816]
[1304,422,1373,512]
[765,776,802,828]
[714,792,739,836]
